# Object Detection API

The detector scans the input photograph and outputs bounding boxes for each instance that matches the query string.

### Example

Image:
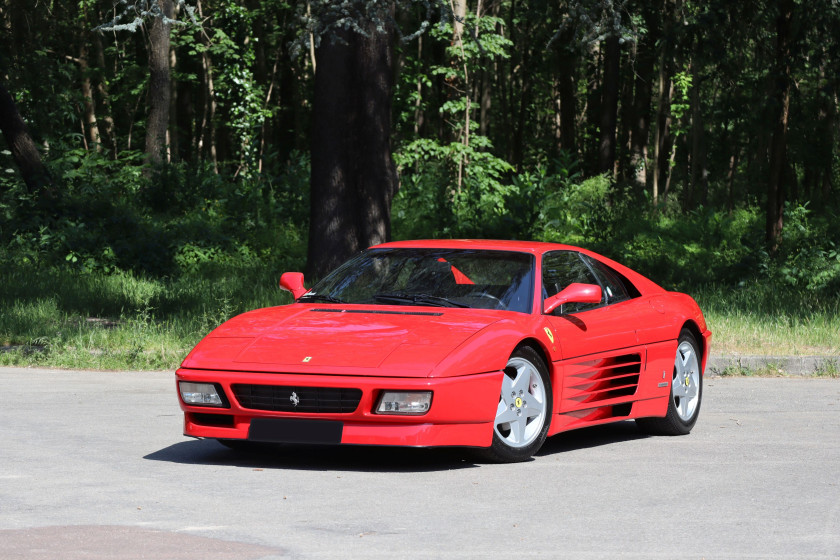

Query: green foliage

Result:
[0,146,310,277]
[764,203,840,292]
[393,6,518,239]
[670,70,692,135]
[605,204,763,289]
[2,0,840,372]
[394,137,515,238]
[537,172,613,246]
[195,3,273,176]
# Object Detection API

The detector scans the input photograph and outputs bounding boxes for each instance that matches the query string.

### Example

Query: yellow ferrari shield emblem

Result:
[544,327,554,344]
[515,397,523,408]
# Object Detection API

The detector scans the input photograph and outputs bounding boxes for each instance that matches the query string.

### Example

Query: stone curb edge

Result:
[706,355,839,376]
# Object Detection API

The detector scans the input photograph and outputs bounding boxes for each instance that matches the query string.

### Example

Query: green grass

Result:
[1,267,838,371]
[0,265,295,370]
[693,283,840,356]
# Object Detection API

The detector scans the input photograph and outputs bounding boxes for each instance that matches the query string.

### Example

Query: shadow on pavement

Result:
[146,420,649,471]
[537,420,651,457]
[144,438,480,473]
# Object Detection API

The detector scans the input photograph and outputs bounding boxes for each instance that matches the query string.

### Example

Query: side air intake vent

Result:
[563,353,642,405]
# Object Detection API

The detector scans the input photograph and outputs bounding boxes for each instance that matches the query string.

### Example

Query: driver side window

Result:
[542,251,602,315]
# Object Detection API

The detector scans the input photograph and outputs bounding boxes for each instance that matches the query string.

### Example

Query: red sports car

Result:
[176,240,711,462]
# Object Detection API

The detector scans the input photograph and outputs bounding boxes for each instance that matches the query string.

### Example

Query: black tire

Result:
[477,345,553,463]
[636,328,703,435]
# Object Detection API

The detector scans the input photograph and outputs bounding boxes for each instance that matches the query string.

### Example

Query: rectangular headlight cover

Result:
[376,391,432,415]
[179,382,225,407]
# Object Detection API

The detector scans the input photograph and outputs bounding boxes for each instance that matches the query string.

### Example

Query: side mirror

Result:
[279,272,307,300]
[543,283,602,314]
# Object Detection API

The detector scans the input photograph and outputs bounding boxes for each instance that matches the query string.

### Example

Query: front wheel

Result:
[478,346,552,463]
[636,328,703,435]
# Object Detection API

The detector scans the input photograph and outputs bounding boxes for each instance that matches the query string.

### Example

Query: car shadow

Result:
[145,421,650,471]
[144,438,481,473]
[536,420,651,457]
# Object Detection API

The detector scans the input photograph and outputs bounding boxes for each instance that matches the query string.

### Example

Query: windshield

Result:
[299,248,535,313]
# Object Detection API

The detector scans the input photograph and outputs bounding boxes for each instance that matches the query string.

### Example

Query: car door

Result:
[541,250,646,414]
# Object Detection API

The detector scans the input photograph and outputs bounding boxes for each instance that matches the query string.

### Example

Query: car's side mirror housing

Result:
[279,272,307,300]
[543,283,602,314]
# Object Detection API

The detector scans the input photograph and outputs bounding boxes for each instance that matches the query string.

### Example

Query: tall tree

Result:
[145,0,174,166]
[765,0,795,251]
[305,1,399,279]
[598,34,620,174]
[0,80,54,198]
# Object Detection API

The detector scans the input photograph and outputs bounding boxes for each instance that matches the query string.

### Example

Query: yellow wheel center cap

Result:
[515,397,523,408]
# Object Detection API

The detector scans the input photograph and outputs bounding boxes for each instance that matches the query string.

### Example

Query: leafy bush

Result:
[764,203,840,293]
[0,145,310,278]
[536,172,614,247]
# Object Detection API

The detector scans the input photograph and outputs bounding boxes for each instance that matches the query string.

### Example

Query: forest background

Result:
[0,0,838,371]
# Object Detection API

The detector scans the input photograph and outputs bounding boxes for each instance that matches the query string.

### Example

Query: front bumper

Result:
[176,368,503,447]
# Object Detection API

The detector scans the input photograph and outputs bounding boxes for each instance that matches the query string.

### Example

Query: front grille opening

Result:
[232,384,363,414]
[189,412,235,427]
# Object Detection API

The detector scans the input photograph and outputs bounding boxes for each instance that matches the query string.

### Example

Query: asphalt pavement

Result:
[0,367,838,559]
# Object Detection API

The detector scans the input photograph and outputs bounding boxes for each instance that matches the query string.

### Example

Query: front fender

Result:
[430,317,553,378]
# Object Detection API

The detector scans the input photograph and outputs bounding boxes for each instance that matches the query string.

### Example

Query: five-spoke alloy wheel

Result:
[636,328,703,435]
[481,345,552,462]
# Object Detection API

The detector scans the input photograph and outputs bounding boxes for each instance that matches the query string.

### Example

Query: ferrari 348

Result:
[176,240,711,462]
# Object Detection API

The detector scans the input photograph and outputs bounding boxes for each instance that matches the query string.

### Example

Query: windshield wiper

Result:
[298,293,344,304]
[373,292,469,308]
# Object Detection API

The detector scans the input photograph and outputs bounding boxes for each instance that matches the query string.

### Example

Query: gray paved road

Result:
[0,367,838,559]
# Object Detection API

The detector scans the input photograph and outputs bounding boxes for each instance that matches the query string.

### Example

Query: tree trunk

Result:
[765,0,794,252]
[450,0,471,187]
[652,0,676,206]
[617,53,634,181]
[688,59,707,209]
[822,88,837,202]
[598,35,620,175]
[195,1,218,171]
[817,58,836,205]
[727,149,739,213]
[0,80,55,198]
[306,6,398,279]
[77,43,102,153]
[630,8,657,190]
[168,44,179,163]
[276,42,297,161]
[652,67,672,206]
[413,34,426,136]
[92,29,117,157]
[479,66,491,138]
[555,48,577,155]
[145,0,173,167]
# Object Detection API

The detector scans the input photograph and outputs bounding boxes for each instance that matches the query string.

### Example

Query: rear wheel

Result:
[478,346,552,463]
[636,328,703,435]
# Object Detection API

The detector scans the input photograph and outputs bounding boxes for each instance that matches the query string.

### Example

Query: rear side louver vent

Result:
[563,353,642,405]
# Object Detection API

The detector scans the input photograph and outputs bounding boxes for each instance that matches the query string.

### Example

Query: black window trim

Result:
[541,250,635,316]
[579,253,634,306]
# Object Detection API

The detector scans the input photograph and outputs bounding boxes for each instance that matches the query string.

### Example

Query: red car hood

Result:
[181,304,504,377]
